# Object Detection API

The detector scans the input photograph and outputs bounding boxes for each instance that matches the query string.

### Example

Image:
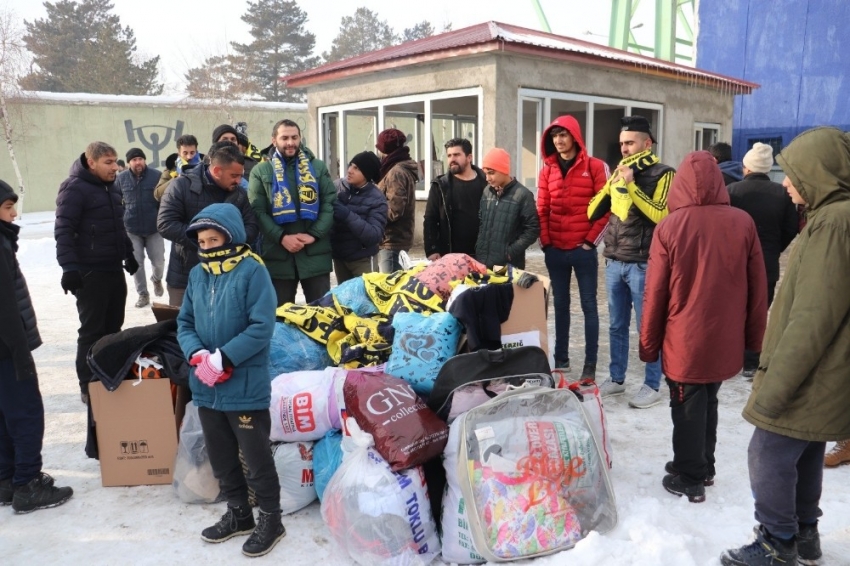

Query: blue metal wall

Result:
[696,0,850,160]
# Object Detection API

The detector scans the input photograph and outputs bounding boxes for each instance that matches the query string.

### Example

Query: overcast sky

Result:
[4,0,657,94]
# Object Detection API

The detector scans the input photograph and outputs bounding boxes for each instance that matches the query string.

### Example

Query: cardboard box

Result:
[500,275,550,356]
[89,378,178,487]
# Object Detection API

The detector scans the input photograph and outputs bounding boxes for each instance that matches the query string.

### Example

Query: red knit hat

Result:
[376,128,407,153]
[482,148,511,175]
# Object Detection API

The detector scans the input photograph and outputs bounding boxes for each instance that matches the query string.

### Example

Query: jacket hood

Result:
[541,115,587,162]
[186,203,247,246]
[668,150,730,213]
[70,152,111,186]
[776,127,850,211]
[718,160,744,182]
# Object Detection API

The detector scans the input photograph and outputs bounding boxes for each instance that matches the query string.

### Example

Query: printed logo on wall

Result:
[124,120,185,168]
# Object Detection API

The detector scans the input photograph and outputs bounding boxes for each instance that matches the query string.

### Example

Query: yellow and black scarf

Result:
[606,149,660,221]
[198,244,263,275]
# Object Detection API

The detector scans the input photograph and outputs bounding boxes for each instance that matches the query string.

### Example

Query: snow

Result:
[14,91,307,111]
[3,211,850,565]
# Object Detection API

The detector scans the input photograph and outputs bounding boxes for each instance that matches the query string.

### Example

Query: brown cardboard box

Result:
[500,275,550,356]
[89,378,178,487]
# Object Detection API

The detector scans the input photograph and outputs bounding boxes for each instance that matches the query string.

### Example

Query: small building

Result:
[0,92,307,212]
[284,21,756,234]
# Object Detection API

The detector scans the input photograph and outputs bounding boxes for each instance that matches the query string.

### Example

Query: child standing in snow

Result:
[0,180,74,513]
[176,203,283,557]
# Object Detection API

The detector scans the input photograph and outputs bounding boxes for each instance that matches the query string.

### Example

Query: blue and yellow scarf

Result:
[271,149,319,225]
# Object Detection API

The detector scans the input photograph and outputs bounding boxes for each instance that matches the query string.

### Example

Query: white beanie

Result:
[743,142,774,173]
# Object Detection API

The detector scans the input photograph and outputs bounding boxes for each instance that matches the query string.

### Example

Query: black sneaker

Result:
[554,359,570,371]
[720,525,797,566]
[201,506,256,543]
[665,461,715,486]
[580,362,596,381]
[742,369,756,380]
[662,473,705,503]
[11,473,73,513]
[0,477,13,505]
[797,522,822,565]
[242,510,286,557]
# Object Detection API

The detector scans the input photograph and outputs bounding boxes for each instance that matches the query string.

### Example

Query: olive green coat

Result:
[247,146,336,280]
[743,127,850,441]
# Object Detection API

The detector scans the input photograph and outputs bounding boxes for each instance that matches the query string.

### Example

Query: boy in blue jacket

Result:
[176,203,282,557]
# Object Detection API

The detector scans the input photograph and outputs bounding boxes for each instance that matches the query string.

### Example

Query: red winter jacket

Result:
[639,151,768,384]
[537,116,610,249]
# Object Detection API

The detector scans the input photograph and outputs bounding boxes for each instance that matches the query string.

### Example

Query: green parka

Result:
[247,146,336,280]
[475,179,540,269]
[743,127,850,441]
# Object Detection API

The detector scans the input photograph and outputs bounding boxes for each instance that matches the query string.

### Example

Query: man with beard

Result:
[157,142,258,307]
[55,142,139,403]
[423,138,487,261]
[248,119,335,306]
[117,147,164,308]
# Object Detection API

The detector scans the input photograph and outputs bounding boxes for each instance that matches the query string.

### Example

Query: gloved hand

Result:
[332,198,350,221]
[124,254,139,275]
[61,270,83,295]
[189,349,232,387]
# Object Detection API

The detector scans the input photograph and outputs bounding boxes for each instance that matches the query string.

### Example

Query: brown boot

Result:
[824,439,850,467]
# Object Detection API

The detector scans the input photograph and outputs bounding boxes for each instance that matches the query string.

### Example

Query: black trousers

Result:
[744,278,777,371]
[667,378,721,484]
[272,273,330,307]
[198,407,280,513]
[0,358,44,485]
[75,270,126,393]
[749,427,825,539]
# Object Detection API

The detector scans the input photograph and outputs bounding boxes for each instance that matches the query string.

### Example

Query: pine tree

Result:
[20,0,162,95]
[401,21,435,43]
[323,7,399,63]
[231,0,320,102]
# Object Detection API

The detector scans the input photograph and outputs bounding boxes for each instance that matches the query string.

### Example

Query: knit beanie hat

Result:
[743,142,774,173]
[0,179,18,205]
[212,124,239,144]
[482,148,511,175]
[126,147,146,162]
[349,151,382,183]
[376,128,407,153]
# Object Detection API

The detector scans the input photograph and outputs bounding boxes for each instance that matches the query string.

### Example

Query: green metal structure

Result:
[608,0,695,63]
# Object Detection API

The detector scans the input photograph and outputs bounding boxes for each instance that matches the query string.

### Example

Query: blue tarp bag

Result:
[313,429,344,502]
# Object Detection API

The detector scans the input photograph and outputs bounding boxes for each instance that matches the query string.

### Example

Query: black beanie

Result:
[126,147,146,162]
[212,124,239,144]
[349,151,382,183]
[0,179,18,204]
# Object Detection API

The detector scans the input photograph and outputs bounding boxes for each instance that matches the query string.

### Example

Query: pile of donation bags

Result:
[170,254,617,564]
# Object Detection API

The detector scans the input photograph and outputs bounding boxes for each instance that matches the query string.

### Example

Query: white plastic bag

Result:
[320,419,440,566]
[272,441,317,515]
[172,404,220,504]
[270,368,340,442]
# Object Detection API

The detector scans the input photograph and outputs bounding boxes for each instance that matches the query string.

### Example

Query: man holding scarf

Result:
[375,128,419,273]
[248,119,335,306]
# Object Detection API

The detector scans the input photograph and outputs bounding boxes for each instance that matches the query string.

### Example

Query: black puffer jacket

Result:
[157,165,258,289]
[55,154,132,272]
[475,179,540,269]
[331,179,388,262]
[0,219,41,380]
[117,165,161,236]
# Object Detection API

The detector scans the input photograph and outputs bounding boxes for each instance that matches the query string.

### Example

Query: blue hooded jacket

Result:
[176,203,276,411]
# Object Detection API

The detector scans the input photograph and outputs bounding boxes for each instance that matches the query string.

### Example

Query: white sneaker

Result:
[598,378,626,397]
[629,384,663,409]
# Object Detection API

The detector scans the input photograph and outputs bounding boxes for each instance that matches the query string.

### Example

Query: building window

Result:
[694,122,721,151]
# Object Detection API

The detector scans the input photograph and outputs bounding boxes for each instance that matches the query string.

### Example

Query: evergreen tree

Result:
[184,55,246,102]
[231,0,319,102]
[323,7,398,63]
[401,21,435,43]
[20,0,161,95]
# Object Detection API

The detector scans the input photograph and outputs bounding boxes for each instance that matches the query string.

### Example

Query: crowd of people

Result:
[0,113,848,565]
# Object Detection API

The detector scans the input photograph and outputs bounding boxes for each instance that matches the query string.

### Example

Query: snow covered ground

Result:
[3,212,850,565]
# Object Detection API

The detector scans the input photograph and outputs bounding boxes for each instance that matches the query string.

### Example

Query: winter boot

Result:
[151,276,164,297]
[580,362,596,381]
[242,510,286,557]
[665,461,714,487]
[720,525,797,566]
[662,473,705,503]
[824,439,850,467]
[201,505,256,543]
[135,294,150,308]
[797,522,822,565]
[11,473,73,513]
[0,477,13,505]
[554,358,570,371]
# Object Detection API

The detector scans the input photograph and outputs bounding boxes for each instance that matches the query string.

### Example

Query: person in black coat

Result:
[331,151,388,283]
[0,180,74,513]
[728,142,798,376]
[55,142,139,403]
[157,143,258,307]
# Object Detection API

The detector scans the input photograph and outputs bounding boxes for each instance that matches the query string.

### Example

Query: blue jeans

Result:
[377,249,403,274]
[605,258,662,389]
[544,246,599,365]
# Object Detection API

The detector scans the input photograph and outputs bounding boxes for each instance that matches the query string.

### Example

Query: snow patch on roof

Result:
[12,91,307,111]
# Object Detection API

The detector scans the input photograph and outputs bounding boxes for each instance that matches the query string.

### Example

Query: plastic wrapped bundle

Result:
[268,321,332,377]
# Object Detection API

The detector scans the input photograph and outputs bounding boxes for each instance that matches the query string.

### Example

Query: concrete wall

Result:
[697,0,850,160]
[0,94,307,212]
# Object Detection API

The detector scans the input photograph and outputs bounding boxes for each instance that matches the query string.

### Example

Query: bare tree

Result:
[0,9,28,214]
